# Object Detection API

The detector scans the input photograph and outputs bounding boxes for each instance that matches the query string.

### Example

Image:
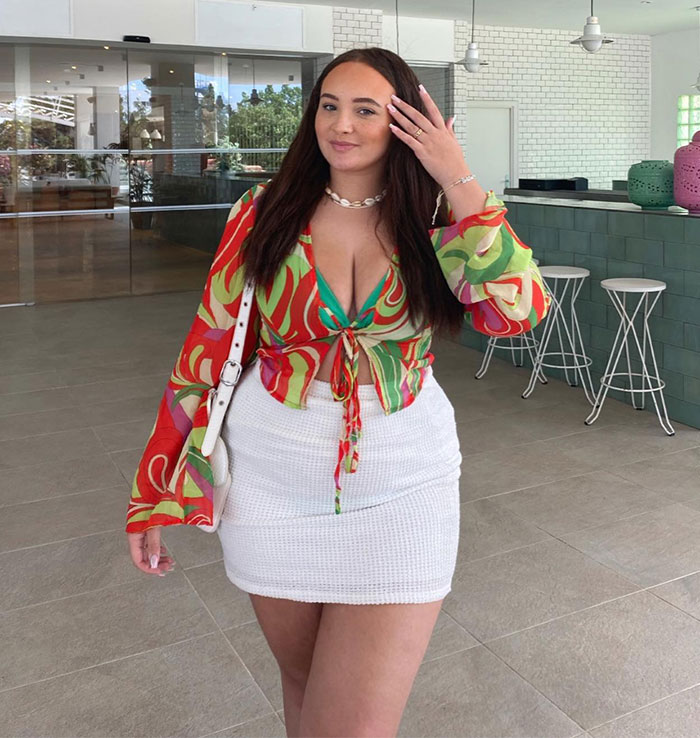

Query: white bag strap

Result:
[202,278,256,456]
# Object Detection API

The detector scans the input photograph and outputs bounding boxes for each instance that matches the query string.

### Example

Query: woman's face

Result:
[315,61,395,176]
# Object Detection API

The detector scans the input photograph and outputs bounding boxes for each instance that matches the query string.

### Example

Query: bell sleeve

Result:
[431,190,551,337]
[125,182,266,534]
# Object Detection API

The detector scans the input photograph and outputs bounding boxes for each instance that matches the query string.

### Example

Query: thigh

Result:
[299,599,443,737]
[248,594,324,683]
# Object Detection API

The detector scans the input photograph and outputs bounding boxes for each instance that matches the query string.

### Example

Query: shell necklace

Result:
[324,185,387,209]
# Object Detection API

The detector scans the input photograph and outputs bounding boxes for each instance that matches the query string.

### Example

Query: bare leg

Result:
[298,599,443,737]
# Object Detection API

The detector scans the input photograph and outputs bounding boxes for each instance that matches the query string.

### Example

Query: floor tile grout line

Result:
[0,445,138,478]
[0,371,168,403]
[0,423,152,446]
[454,503,700,604]
[0,397,163,422]
[459,442,700,505]
[471,571,700,648]
[478,641,587,734]
[178,568,283,728]
[0,630,220,697]
[428,638,589,735]
[0,368,169,390]
[459,416,677,450]
[500,494,698,548]
[200,711,285,738]
[458,466,675,518]
[0,525,127,567]
[582,680,700,734]
[0,482,128,511]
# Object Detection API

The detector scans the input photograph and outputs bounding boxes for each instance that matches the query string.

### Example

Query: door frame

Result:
[464,99,519,192]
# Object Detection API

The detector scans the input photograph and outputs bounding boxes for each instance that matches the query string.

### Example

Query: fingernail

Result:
[418,84,426,93]
[387,103,397,112]
[150,554,159,569]
[390,93,400,101]
[453,113,458,124]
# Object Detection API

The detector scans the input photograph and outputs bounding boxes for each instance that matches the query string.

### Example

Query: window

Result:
[678,94,700,147]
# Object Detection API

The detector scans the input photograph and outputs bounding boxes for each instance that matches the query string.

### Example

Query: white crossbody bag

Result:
[198,278,256,532]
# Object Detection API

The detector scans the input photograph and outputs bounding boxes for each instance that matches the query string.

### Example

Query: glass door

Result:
[0,44,21,305]
[13,43,130,303]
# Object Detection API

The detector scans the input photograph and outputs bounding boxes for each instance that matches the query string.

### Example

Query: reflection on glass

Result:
[1,42,305,304]
[14,151,127,212]
[131,207,226,294]
[1,44,128,215]
[128,152,268,208]
[25,212,131,302]
[0,218,20,304]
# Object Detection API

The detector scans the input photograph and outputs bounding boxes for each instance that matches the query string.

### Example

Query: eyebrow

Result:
[320,93,382,107]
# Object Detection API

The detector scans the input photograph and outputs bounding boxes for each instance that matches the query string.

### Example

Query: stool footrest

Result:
[488,336,539,352]
[538,352,593,371]
[600,371,666,393]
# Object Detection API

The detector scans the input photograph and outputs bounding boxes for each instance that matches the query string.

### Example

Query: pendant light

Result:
[692,6,700,92]
[250,58,261,106]
[570,0,614,54]
[458,0,489,73]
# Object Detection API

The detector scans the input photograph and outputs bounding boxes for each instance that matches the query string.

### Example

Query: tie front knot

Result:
[329,326,363,514]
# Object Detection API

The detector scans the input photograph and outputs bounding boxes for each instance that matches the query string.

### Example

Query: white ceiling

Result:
[274,0,700,36]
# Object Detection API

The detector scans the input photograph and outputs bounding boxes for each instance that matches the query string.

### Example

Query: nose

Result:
[331,109,354,134]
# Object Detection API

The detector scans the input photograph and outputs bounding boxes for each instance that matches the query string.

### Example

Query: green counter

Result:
[458,195,700,430]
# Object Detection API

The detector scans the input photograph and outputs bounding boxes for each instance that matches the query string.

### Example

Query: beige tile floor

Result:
[1,291,699,738]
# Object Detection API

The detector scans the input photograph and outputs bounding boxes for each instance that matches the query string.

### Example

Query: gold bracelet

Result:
[432,174,477,225]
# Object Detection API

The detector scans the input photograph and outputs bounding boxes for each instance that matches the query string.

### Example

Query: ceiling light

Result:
[104,45,110,50]
[458,0,489,73]
[570,0,614,53]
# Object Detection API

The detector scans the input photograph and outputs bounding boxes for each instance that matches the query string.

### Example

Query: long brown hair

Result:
[242,46,465,337]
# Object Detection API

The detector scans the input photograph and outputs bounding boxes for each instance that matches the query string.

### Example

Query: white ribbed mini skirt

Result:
[216,361,462,604]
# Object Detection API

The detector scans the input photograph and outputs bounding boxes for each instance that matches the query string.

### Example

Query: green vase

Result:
[627,160,675,210]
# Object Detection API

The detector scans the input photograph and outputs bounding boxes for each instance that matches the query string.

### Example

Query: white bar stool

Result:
[475,258,546,383]
[522,265,596,403]
[585,278,674,435]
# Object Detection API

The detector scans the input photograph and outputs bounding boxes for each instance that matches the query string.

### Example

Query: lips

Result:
[330,141,357,151]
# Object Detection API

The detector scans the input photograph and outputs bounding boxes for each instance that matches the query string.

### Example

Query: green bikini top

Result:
[315,265,390,330]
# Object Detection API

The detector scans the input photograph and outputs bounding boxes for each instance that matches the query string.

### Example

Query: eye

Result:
[320,103,376,116]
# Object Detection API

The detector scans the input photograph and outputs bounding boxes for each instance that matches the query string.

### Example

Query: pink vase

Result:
[675,130,700,213]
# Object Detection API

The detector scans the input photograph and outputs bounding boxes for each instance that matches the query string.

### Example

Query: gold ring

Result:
[413,127,423,139]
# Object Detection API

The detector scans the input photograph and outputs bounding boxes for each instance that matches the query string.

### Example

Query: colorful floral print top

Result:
[125,179,551,533]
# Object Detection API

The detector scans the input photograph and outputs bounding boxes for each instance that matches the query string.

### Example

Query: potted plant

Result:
[129,160,153,229]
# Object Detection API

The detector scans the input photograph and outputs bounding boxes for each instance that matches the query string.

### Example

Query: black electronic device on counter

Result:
[518,177,589,191]
[123,35,151,43]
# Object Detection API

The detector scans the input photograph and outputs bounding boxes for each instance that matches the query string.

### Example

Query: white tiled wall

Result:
[332,7,383,55]
[453,23,651,190]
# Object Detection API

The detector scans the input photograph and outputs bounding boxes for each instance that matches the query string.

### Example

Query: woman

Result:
[126,47,549,737]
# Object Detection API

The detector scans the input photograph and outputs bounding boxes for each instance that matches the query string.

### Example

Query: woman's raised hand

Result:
[387,85,471,189]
